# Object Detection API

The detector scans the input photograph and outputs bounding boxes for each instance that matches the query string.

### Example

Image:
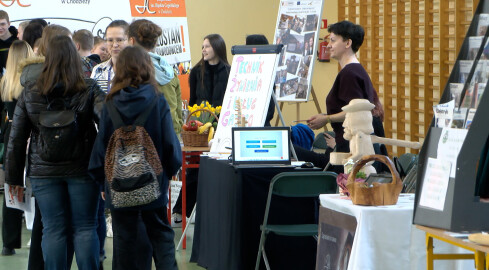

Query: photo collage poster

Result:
[273,0,324,102]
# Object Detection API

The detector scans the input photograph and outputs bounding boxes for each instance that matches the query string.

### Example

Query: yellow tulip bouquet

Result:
[182,101,221,146]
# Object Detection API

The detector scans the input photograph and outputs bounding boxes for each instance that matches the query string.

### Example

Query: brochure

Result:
[433,100,455,128]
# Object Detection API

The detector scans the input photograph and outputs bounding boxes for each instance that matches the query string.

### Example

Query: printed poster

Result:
[436,128,468,178]
[273,0,324,102]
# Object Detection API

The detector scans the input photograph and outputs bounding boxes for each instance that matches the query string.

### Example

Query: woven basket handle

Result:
[346,154,401,186]
[186,108,219,123]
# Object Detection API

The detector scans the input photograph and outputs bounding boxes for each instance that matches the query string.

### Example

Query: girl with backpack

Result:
[5,35,106,269]
[88,46,182,270]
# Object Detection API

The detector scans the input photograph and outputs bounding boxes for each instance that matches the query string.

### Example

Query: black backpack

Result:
[104,98,163,208]
[38,97,81,162]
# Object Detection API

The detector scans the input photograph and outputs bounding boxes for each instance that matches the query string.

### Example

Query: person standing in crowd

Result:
[127,19,183,137]
[6,35,105,270]
[16,21,29,40]
[173,33,230,222]
[91,20,129,93]
[21,22,44,50]
[89,45,181,270]
[91,37,110,63]
[298,20,387,170]
[0,40,34,256]
[73,29,99,78]
[16,24,78,270]
[0,10,18,72]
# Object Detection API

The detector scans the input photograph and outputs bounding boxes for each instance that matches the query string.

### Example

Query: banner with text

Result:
[4,0,191,96]
[211,52,279,153]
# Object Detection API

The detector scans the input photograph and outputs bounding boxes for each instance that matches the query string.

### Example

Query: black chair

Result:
[255,171,338,270]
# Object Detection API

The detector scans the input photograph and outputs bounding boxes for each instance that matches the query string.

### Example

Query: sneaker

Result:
[173,213,182,223]
[1,247,15,256]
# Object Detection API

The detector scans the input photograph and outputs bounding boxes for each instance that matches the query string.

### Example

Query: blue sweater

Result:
[88,84,182,210]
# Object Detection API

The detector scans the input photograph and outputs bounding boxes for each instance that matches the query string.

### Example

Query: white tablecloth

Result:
[319,194,474,270]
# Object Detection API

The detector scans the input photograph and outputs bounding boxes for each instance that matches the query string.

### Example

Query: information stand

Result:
[413,0,489,231]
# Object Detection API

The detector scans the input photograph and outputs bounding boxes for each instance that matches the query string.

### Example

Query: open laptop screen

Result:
[232,127,291,165]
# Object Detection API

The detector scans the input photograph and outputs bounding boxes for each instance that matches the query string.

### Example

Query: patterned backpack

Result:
[104,98,163,208]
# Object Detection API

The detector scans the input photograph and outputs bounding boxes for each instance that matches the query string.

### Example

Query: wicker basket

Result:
[346,155,403,206]
[181,109,219,147]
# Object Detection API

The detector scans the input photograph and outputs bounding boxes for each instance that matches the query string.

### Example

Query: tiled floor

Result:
[0,193,204,270]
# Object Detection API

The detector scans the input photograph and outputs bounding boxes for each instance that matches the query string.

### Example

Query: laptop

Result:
[231,126,293,168]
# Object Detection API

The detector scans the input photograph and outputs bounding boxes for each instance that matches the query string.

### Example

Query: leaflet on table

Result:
[478,14,489,36]
[468,36,489,60]
[201,152,231,160]
[4,183,33,212]
[433,100,454,128]
[436,128,468,178]
[451,108,468,129]
[419,158,452,211]
[465,108,477,129]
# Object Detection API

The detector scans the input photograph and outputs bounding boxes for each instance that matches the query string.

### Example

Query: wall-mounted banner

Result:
[273,0,324,102]
[5,0,191,92]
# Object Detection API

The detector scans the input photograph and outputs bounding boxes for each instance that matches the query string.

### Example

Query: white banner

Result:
[5,0,191,66]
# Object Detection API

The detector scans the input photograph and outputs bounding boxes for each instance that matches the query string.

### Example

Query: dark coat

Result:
[189,61,230,106]
[88,84,182,210]
[5,79,106,186]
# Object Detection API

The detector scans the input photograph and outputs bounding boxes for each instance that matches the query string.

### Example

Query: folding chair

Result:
[255,171,338,270]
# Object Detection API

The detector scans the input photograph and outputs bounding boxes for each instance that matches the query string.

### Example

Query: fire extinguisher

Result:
[318,34,331,62]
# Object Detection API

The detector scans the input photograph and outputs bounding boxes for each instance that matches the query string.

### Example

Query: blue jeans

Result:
[31,176,100,270]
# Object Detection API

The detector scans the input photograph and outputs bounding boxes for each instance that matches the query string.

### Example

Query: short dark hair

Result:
[73,29,94,51]
[0,10,9,23]
[246,34,269,45]
[105,20,129,37]
[23,22,44,49]
[29,18,48,27]
[128,19,162,51]
[327,20,364,53]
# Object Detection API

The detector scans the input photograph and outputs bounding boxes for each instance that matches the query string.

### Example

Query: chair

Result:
[255,171,338,270]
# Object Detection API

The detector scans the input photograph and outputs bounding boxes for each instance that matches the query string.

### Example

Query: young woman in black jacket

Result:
[5,35,105,270]
[173,34,231,222]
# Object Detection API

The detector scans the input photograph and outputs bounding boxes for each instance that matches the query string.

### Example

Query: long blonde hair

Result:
[0,40,35,101]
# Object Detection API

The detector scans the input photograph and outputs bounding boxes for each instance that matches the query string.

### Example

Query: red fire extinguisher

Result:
[318,34,331,62]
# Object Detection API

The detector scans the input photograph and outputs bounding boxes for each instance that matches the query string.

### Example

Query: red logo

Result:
[0,0,31,7]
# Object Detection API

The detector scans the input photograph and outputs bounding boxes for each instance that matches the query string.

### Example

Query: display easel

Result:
[274,85,323,127]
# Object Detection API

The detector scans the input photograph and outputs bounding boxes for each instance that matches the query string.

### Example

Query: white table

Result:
[318,194,475,270]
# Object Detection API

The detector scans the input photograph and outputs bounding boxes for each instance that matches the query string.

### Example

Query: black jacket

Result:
[5,79,106,185]
[189,61,230,106]
[0,26,18,71]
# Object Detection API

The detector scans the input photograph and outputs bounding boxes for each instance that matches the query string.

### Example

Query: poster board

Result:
[4,0,192,96]
[210,45,282,153]
[273,0,324,102]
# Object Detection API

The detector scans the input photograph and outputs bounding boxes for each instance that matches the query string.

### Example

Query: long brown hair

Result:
[196,34,229,89]
[36,35,86,96]
[36,24,71,57]
[107,46,158,100]
[372,92,385,122]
